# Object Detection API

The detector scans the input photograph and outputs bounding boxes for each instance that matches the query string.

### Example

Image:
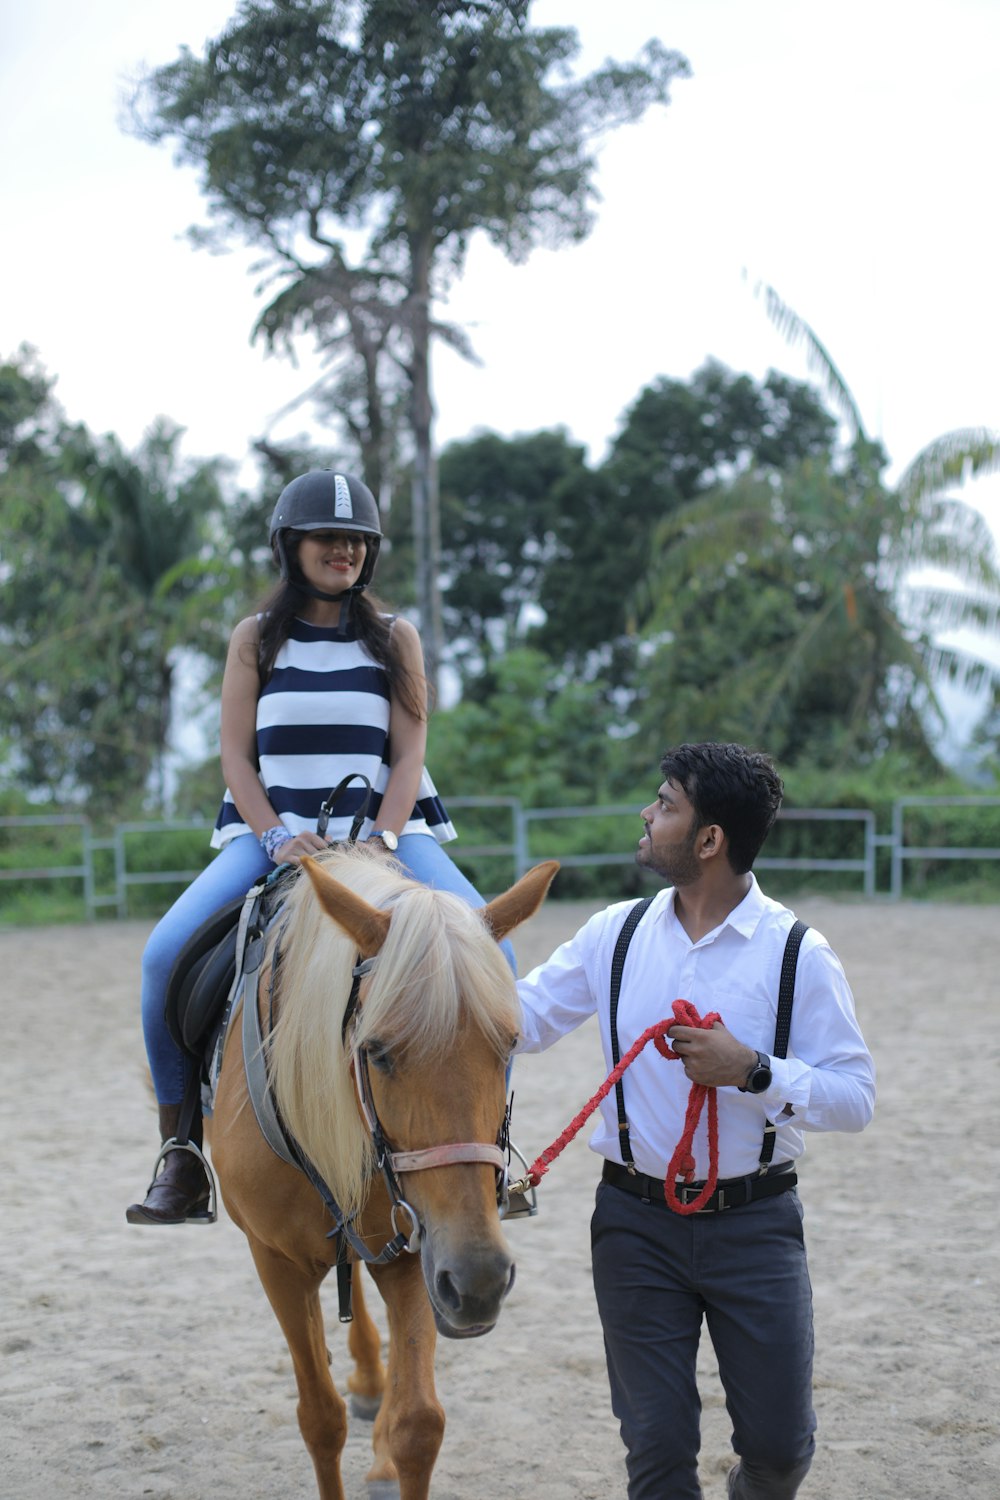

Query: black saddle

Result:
[165,897,247,1062]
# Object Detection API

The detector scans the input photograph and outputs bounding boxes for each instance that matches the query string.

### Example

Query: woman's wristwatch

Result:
[368,829,399,851]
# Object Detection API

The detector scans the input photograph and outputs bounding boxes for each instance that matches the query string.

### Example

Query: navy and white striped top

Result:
[212,616,456,849]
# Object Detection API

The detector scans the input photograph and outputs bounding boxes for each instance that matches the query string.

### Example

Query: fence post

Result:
[890,800,904,901]
[513,802,531,880]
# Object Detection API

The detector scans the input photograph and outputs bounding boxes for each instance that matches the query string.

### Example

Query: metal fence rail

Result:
[2,796,998,920]
[513,804,880,889]
[889,795,1000,900]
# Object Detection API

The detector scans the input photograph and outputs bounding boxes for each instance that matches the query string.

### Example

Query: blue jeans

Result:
[141,833,516,1104]
[591,1180,815,1500]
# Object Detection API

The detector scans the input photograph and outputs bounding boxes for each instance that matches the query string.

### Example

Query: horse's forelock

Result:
[354,886,518,1065]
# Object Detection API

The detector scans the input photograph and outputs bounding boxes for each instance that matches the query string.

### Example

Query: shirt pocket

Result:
[699,983,775,1048]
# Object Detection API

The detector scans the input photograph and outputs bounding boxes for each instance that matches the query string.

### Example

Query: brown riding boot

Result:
[125,1104,212,1226]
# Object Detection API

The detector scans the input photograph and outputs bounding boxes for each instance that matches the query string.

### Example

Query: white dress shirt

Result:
[516,876,876,1181]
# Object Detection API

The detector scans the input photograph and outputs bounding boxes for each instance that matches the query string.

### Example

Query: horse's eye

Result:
[366,1040,393,1075]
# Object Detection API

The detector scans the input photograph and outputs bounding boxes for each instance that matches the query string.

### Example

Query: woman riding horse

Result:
[128,469,515,1226]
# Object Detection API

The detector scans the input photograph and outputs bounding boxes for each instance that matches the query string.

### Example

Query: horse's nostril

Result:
[435,1268,462,1314]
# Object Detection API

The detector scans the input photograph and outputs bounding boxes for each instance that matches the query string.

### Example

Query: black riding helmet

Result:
[269,471,382,601]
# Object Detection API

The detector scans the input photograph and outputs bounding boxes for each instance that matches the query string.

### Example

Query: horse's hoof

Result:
[366,1481,400,1500]
[350,1390,383,1421]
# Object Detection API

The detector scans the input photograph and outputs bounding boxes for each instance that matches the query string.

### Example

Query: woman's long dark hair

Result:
[255,538,428,721]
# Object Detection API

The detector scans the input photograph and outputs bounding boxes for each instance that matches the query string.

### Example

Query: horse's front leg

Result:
[347,1264,386,1419]
[367,1256,444,1500]
[247,1234,349,1500]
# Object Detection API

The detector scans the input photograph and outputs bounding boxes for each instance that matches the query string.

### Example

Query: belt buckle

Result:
[679,1180,722,1213]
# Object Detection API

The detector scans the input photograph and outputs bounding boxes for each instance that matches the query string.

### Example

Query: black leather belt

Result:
[601,1159,797,1213]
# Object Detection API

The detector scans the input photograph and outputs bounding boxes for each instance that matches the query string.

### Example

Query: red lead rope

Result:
[520,998,722,1216]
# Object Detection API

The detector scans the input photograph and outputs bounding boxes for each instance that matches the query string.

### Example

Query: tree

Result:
[0,372,229,814]
[437,427,589,682]
[585,361,839,651]
[636,290,1000,772]
[130,0,690,688]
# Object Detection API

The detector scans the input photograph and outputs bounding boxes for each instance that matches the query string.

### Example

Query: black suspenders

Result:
[759,917,808,1171]
[609,897,654,1170]
[608,900,809,1174]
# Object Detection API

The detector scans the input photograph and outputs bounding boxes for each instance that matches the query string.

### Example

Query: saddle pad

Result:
[165,897,246,1059]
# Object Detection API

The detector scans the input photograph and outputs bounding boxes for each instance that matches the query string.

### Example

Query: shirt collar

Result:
[659,873,769,945]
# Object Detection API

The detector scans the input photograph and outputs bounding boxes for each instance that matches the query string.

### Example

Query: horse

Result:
[211,842,559,1500]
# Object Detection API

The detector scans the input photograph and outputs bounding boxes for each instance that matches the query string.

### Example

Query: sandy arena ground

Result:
[2,893,998,1499]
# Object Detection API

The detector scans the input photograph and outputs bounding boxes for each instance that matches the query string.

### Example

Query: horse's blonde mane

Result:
[266,845,518,1219]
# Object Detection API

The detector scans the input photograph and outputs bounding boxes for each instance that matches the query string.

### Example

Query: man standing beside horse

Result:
[516,741,875,1499]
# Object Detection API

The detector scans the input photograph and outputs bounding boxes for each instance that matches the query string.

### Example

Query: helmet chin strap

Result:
[293,578,365,637]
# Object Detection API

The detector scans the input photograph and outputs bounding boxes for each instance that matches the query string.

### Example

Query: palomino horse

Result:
[211,843,558,1500]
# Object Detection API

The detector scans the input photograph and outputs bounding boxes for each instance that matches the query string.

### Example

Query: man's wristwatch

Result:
[738,1050,773,1094]
[368,829,399,852]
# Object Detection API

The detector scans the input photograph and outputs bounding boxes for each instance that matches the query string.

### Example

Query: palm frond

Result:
[897,500,1000,588]
[637,490,778,617]
[896,429,1000,507]
[922,643,1000,697]
[902,582,1000,637]
[746,275,868,440]
[746,589,844,737]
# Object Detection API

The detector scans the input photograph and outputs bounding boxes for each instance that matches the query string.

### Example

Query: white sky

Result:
[1,0,996,478]
[2,0,999,740]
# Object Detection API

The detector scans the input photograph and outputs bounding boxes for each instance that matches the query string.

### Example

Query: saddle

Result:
[165,895,247,1063]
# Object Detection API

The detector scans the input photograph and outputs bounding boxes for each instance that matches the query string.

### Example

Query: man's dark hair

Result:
[659,742,784,875]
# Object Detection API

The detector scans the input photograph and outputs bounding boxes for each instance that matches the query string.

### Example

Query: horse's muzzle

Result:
[422,1236,516,1339]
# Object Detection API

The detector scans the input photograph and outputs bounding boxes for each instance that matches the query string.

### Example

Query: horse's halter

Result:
[346,955,514,1255]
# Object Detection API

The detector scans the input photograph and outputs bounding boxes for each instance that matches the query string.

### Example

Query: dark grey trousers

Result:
[591,1179,816,1499]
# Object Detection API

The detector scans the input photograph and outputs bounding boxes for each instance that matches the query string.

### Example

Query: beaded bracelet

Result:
[259,824,292,863]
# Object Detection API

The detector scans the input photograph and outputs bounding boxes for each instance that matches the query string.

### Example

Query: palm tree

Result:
[636,285,1000,770]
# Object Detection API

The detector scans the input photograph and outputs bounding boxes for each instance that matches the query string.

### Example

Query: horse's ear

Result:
[300,855,392,957]
[480,860,560,942]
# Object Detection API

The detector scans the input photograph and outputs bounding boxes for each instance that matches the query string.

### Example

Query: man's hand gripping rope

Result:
[511,999,722,1216]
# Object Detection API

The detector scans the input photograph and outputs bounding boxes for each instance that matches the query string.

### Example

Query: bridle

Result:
[343,954,516,1262]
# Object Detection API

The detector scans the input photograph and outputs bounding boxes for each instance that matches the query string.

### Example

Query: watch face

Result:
[374,829,398,851]
[749,1060,772,1093]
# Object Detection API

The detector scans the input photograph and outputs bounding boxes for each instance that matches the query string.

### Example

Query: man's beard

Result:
[637,824,701,887]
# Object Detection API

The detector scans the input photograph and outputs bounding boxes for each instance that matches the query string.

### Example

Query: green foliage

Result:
[565,361,839,659]
[428,646,637,808]
[0,354,231,816]
[438,427,589,673]
[434,361,840,689]
[750,281,1000,702]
